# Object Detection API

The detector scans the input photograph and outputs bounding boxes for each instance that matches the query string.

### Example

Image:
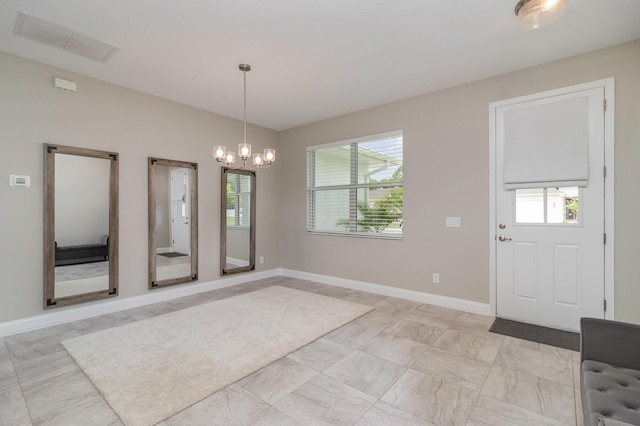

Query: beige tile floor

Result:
[0,276,585,425]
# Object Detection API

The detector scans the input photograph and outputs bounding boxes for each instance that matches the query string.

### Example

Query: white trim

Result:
[280,269,491,316]
[0,268,493,337]
[306,129,403,151]
[489,78,615,320]
[0,269,280,338]
[603,78,615,320]
[489,101,498,318]
[156,247,172,254]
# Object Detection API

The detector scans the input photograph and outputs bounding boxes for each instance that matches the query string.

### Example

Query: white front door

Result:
[494,84,609,332]
[170,168,190,255]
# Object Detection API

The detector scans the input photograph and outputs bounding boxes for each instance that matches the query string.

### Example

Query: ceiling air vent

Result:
[13,12,119,63]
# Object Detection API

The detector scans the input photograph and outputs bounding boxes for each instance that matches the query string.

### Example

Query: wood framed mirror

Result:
[220,167,256,275]
[148,157,198,288]
[43,144,119,308]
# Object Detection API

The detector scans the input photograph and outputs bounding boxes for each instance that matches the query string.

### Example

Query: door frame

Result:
[170,167,190,255]
[489,78,615,321]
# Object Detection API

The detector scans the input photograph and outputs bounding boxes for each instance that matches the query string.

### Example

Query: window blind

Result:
[503,96,589,190]
[307,131,403,238]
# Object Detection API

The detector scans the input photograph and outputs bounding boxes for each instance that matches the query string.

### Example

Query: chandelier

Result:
[213,64,275,168]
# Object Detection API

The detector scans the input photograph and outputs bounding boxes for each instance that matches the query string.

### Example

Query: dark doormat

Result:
[158,252,188,258]
[489,318,580,352]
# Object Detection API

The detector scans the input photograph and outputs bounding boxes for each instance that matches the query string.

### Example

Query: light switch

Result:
[9,175,31,187]
[446,216,461,227]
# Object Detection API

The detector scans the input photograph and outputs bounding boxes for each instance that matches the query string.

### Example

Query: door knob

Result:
[498,235,512,242]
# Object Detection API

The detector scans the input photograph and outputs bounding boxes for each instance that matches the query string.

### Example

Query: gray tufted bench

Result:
[581,318,640,426]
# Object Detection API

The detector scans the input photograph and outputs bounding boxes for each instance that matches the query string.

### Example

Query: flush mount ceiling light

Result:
[213,64,275,169]
[515,0,566,30]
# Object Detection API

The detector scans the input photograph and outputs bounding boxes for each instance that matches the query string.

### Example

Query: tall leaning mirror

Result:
[221,167,256,275]
[148,158,198,288]
[43,144,119,308]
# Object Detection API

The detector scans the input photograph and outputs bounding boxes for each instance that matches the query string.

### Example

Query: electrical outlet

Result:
[446,216,461,227]
[432,273,440,284]
[259,256,264,264]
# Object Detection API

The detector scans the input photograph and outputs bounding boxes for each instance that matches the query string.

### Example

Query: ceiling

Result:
[1,1,639,131]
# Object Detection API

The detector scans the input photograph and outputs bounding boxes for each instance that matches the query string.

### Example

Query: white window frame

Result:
[306,130,403,239]
[226,174,251,229]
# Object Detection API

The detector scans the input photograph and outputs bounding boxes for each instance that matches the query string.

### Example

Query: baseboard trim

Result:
[0,268,491,337]
[278,269,491,316]
[0,269,280,338]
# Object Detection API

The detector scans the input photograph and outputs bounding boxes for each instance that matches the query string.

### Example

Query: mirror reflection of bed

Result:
[53,153,111,299]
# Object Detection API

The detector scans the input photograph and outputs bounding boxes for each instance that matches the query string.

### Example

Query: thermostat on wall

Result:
[9,175,30,187]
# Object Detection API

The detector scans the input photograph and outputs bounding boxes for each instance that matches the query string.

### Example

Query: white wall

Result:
[155,166,171,249]
[227,228,250,261]
[0,52,281,323]
[278,40,640,324]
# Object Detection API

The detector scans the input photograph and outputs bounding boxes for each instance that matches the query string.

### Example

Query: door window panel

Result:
[516,186,580,225]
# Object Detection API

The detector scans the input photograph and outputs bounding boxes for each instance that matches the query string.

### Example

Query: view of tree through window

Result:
[306,131,403,238]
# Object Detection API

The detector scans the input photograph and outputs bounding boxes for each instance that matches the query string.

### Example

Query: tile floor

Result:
[0,276,585,425]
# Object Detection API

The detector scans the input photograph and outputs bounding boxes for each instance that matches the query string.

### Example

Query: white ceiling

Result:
[1,1,639,131]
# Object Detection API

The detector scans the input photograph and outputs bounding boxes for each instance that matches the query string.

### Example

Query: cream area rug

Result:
[61,286,373,426]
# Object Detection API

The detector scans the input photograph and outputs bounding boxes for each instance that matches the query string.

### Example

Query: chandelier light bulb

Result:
[239,143,251,160]
[213,145,226,161]
[253,153,264,167]
[264,149,275,163]
[225,152,236,165]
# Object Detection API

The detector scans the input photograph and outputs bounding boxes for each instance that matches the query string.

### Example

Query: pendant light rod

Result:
[239,63,251,146]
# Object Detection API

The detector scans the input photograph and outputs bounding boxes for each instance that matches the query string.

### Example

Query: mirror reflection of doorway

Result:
[154,166,191,282]
[148,157,198,288]
[171,168,190,256]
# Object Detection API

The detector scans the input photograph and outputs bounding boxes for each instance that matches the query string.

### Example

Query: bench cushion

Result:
[582,360,640,426]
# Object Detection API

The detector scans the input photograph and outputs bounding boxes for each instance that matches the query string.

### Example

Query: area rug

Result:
[489,317,580,351]
[61,286,373,426]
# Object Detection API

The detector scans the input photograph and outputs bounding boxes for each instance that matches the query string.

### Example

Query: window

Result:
[226,172,251,227]
[307,131,403,238]
[515,186,580,224]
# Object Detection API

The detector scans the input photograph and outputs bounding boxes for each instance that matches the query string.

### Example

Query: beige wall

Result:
[0,52,281,323]
[1,40,638,326]
[278,40,640,324]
